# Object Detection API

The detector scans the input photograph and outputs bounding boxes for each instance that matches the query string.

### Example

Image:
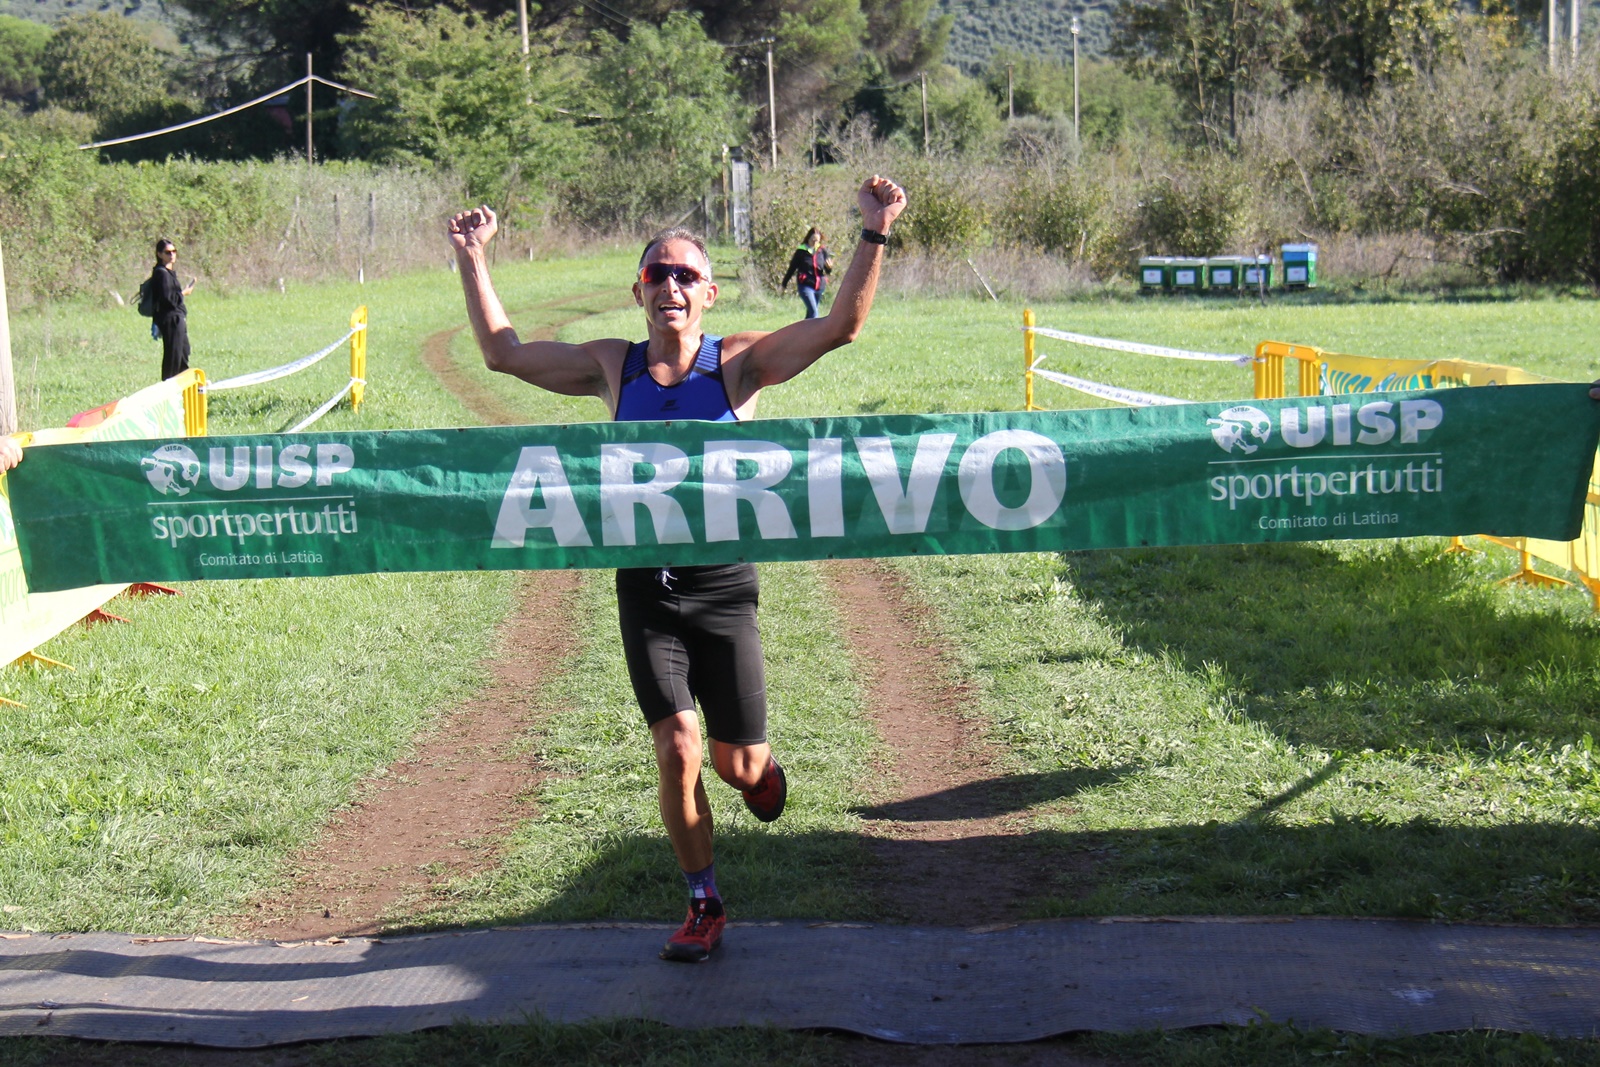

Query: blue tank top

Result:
[614,334,738,422]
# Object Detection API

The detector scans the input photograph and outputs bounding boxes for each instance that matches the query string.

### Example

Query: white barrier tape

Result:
[1025,325,1251,367]
[206,326,361,392]
[1031,367,1185,407]
[287,378,359,433]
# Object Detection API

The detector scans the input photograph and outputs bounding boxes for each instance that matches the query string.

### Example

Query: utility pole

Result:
[1070,16,1081,144]
[765,38,777,168]
[920,71,929,153]
[0,240,13,438]
[305,52,314,164]
[518,0,529,56]
[1006,63,1014,121]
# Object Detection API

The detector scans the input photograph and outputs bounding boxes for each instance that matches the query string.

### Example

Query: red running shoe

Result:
[660,898,725,962]
[742,757,787,823]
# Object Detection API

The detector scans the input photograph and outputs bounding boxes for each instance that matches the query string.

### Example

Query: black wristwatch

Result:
[860,228,888,245]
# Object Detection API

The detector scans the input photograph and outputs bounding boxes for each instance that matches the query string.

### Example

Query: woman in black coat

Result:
[150,238,194,381]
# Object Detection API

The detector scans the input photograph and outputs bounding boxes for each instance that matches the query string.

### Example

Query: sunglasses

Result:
[638,263,705,287]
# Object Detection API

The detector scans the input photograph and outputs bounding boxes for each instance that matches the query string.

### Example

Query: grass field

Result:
[3,255,1599,1064]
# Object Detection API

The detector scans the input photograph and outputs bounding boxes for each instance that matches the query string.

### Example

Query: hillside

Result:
[939,0,1115,74]
[0,0,168,22]
[0,0,182,44]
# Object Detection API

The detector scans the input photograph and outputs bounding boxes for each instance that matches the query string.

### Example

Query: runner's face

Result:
[634,239,716,333]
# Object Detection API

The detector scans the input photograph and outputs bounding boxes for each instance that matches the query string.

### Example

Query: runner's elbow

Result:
[480,331,523,373]
[830,320,864,345]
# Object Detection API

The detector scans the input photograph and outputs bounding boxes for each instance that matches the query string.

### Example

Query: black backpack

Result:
[136,277,156,318]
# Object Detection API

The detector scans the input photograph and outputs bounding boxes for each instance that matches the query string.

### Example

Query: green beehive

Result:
[1170,257,1205,291]
[1281,243,1318,288]
[1137,256,1172,292]
[1242,255,1273,289]
[1205,256,1243,293]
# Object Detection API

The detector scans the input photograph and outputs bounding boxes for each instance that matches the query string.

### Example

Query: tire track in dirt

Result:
[820,558,1084,925]
[238,294,622,940]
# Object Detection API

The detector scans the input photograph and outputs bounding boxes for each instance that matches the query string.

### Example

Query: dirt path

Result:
[820,559,1072,925]
[238,570,580,940]
[237,296,616,940]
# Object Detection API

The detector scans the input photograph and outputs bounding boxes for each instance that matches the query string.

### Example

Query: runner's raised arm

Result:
[448,205,626,409]
[722,176,907,402]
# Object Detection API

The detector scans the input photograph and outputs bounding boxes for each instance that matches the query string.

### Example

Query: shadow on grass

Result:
[849,766,1131,822]
[1057,541,1600,755]
[446,812,1600,929]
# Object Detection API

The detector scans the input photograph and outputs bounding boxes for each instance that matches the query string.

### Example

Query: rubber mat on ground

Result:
[0,917,1594,1047]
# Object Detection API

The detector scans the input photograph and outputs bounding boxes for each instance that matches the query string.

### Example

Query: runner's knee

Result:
[652,713,703,781]
[711,741,769,790]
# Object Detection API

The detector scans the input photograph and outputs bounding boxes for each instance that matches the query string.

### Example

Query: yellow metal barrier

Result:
[1023,309,1037,411]
[1252,341,1546,400]
[1252,341,1323,399]
[182,368,206,437]
[350,305,368,413]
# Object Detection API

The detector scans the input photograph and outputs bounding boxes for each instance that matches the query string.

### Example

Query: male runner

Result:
[447,175,907,962]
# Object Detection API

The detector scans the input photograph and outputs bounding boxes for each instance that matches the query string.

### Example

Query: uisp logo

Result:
[142,443,203,496]
[1207,405,1272,455]
[143,442,356,496]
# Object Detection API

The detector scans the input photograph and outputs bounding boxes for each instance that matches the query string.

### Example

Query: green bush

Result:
[1001,168,1107,257]
[892,160,992,252]
[1522,85,1600,285]
[1135,156,1252,256]
[749,167,857,291]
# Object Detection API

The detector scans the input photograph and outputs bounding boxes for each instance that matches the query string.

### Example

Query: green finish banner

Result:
[7,385,1599,593]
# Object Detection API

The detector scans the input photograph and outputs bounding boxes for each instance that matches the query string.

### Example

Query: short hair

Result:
[155,238,174,254]
[639,228,712,278]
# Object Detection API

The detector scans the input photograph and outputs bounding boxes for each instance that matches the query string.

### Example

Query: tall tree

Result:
[0,15,51,104]
[1298,0,1457,95]
[337,5,589,208]
[167,0,364,83]
[590,10,744,183]
[1112,0,1303,139]
[39,13,171,119]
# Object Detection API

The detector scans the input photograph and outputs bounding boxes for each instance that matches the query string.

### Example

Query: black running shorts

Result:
[615,563,769,745]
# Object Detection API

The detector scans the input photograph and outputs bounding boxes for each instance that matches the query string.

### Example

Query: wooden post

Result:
[0,239,13,436]
[920,72,929,154]
[765,39,777,168]
[1550,0,1559,69]
[305,53,314,164]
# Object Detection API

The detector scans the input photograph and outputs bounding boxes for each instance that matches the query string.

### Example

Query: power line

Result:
[77,74,373,152]
[572,0,631,27]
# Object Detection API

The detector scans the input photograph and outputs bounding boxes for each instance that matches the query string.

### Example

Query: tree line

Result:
[0,1,1595,286]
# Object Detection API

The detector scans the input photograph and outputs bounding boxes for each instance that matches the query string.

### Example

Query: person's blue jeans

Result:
[798,285,819,319]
